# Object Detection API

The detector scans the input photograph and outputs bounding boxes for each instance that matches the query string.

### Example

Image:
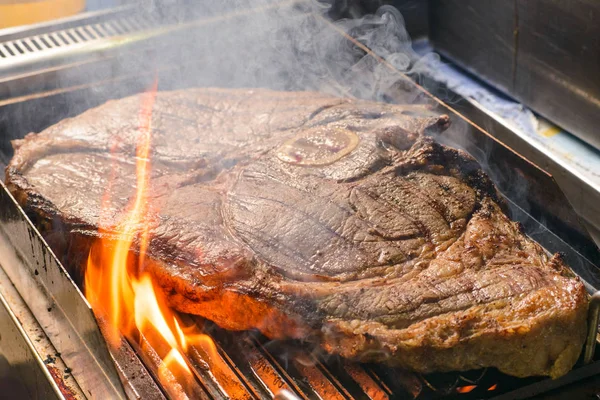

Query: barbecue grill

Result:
[1,2,600,399]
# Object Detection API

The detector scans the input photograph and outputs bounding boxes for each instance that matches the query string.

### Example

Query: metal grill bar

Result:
[0,15,157,57]
[0,9,163,77]
[123,313,600,400]
[190,323,390,400]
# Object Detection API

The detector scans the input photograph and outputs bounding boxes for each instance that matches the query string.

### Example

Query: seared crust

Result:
[6,88,588,378]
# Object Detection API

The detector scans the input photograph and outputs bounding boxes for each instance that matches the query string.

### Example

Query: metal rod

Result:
[129,331,211,400]
[584,291,600,364]
[275,389,302,400]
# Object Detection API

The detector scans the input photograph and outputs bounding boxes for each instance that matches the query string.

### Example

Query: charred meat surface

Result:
[6,88,587,378]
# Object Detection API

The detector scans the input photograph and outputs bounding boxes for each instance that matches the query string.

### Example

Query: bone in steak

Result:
[6,88,588,378]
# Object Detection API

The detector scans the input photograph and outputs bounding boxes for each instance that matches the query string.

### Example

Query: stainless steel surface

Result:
[585,292,600,364]
[0,181,127,399]
[429,0,600,151]
[0,5,157,77]
[587,221,600,248]
[0,264,74,399]
[274,389,302,400]
[95,317,166,400]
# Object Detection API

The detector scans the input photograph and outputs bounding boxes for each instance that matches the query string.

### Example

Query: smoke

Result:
[70,0,439,105]
[18,0,593,269]
[0,0,443,151]
[44,0,589,248]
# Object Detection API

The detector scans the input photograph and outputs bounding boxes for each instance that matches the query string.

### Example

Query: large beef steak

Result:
[6,88,588,378]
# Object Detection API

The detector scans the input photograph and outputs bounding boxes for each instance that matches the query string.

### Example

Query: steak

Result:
[6,88,588,378]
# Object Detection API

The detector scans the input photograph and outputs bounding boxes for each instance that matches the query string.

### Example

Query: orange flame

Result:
[456,385,477,393]
[84,79,156,348]
[84,79,217,394]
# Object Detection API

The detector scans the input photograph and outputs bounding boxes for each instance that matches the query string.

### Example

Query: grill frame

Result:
[1,3,600,399]
[0,5,160,77]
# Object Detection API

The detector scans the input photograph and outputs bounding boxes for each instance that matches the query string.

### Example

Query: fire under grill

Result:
[1,2,600,399]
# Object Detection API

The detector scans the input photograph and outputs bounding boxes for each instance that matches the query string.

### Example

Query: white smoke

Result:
[112,0,440,103]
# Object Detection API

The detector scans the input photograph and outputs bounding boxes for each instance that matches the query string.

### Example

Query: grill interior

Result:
[130,316,600,399]
[1,2,600,399]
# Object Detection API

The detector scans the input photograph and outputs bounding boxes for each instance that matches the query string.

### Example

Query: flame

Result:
[84,79,217,393]
[84,79,155,347]
[132,275,192,375]
[456,385,477,393]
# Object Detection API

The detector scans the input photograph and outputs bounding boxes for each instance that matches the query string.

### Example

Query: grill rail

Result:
[0,6,159,76]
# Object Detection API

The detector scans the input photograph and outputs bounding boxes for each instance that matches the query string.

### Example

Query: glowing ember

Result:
[84,79,217,394]
[488,383,497,391]
[456,385,477,393]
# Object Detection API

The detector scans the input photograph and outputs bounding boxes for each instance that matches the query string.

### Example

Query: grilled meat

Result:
[6,88,588,378]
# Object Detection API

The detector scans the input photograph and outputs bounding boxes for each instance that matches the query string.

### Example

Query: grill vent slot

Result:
[0,15,158,62]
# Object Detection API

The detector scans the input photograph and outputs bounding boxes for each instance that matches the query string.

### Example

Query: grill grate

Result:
[0,15,156,60]
[126,317,599,400]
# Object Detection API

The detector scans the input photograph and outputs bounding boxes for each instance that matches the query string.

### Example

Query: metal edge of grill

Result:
[0,2,600,399]
[0,5,157,77]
